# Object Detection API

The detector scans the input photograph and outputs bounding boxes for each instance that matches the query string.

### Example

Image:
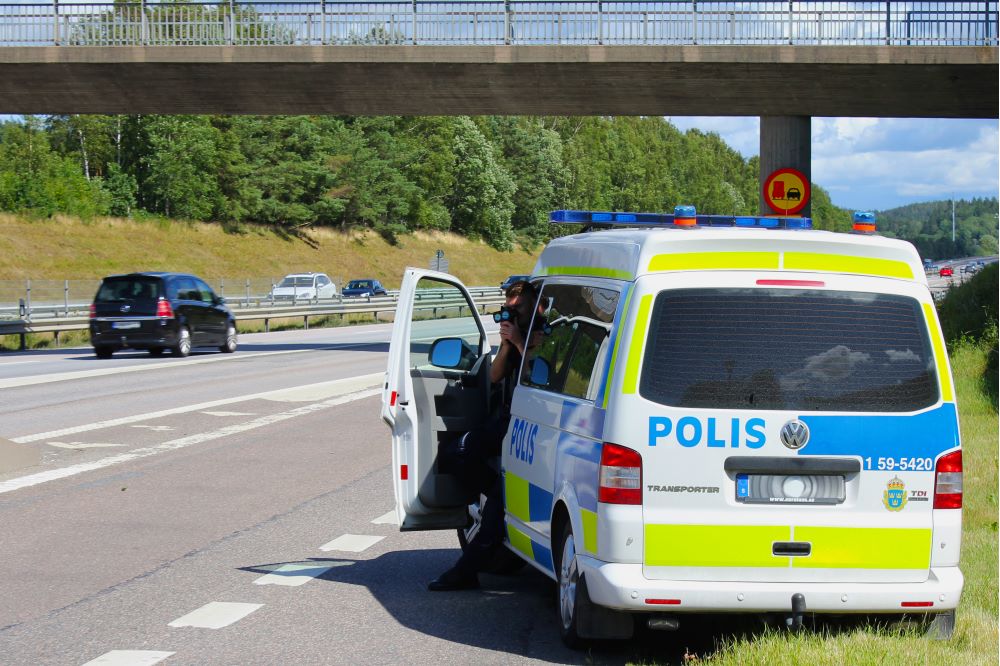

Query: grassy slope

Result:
[0,214,539,287]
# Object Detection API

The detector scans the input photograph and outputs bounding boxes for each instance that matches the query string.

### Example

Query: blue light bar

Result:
[550,209,813,230]
[853,211,876,224]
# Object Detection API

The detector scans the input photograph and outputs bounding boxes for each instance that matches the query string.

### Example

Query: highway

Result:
[0,324,699,665]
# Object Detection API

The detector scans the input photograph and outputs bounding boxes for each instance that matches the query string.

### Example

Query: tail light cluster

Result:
[599,443,642,505]
[934,450,962,509]
[156,298,174,318]
[89,303,96,319]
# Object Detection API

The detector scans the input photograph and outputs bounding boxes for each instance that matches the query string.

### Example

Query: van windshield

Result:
[639,289,938,412]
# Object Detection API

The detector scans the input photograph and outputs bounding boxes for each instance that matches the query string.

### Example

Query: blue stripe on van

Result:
[797,403,959,461]
[528,482,554,522]
[531,541,554,572]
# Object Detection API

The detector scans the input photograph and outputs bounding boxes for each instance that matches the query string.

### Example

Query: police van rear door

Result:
[381,268,493,530]
[614,273,954,584]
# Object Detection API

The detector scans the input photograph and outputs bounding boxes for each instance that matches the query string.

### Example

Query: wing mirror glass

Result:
[429,338,465,369]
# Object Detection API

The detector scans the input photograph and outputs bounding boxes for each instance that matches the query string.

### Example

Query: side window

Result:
[523,284,618,401]
[318,275,330,287]
[194,278,216,303]
[174,277,198,301]
[409,277,484,371]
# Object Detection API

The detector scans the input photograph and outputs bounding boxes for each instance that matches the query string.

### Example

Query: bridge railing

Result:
[0,2,995,47]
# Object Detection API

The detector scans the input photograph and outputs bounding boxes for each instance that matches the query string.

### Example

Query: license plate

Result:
[112,321,141,330]
[736,473,845,505]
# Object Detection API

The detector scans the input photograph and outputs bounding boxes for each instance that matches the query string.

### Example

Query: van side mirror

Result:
[429,338,467,369]
[529,357,550,387]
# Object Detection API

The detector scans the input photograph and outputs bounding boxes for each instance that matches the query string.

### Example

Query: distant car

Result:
[342,279,388,298]
[270,273,337,301]
[939,266,954,277]
[500,274,531,291]
[89,272,237,358]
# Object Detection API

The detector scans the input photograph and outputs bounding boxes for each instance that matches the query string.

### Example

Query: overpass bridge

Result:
[1,1,997,215]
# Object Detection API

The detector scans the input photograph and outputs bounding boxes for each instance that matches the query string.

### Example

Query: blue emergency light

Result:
[550,206,813,230]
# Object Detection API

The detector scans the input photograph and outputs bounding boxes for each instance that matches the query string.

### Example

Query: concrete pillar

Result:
[759,116,811,217]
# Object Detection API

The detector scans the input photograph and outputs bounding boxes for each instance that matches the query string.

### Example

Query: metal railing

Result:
[0,2,995,47]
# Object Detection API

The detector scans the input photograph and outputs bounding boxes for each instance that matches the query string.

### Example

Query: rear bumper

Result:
[578,555,963,613]
[90,323,178,349]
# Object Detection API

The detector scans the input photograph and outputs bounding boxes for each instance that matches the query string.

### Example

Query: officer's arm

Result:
[490,341,512,384]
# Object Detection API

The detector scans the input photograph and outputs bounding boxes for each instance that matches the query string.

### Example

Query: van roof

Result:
[532,228,927,285]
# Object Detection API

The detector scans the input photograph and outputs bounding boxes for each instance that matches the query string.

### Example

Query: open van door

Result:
[381,268,493,531]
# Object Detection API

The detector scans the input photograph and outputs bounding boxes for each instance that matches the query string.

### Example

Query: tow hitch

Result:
[786,593,806,631]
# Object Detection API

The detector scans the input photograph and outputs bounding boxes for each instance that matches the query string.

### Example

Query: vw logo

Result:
[780,420,810,450]
[120,304,131,313]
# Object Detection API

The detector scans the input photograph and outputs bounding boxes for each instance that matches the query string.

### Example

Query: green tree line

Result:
[877,198,999,260]
[0,113,869,251]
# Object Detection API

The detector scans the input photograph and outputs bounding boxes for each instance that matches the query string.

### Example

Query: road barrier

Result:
[0,287,506,350]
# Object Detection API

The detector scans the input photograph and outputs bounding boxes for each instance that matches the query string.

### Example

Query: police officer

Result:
[428,280,540,591]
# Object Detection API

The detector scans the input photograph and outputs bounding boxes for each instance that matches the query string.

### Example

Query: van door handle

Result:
[773,542,811,557]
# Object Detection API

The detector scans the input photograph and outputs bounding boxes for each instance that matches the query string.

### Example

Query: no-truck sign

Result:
[763,168,810,215]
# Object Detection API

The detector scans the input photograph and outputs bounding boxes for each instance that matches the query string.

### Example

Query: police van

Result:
[380,208,962,645]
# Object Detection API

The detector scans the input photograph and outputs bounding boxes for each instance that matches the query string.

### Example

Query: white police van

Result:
[381,208,963,645]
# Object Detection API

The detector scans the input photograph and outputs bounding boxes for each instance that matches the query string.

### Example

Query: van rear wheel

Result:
[557,522,585,648]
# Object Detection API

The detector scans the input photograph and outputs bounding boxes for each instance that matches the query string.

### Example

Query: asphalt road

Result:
[0,324,717,666]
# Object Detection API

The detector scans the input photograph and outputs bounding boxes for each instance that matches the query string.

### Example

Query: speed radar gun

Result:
[492,305,514,323]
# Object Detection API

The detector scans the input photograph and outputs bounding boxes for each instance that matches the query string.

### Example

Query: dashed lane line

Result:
[319,534,385,552]
[168,602,263,630]
[372,510,399,525]
[46,442,125,450]
[201,411,256,417]
[0,387,381,495]
[81,651,174,666]
[10,372,383,444]
[252,562,342,587]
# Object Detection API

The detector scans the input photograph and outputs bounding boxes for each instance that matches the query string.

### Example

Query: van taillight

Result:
[934,450,962,509]
[156,298,174,318]
[89,303,96,319]
[599,443,642,505]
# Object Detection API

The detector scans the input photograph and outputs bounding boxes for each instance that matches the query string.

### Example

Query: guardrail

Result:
[0,287,506,350]
[0,1,995,47]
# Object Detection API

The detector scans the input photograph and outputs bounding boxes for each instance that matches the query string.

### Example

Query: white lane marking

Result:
[372,510,399,525]
[11,373,383,444]
[201,410,255,417]
[131,425,174,432]
[253,562,337,587]
[319,534,385,553]
[168,602,263,629]
[81,651,175,666]
[0,388,381,495]
[47,441,125,450]
[0,340,386,391]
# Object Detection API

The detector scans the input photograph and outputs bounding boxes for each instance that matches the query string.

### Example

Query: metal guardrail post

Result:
[53,0,60,46]
[141,0,148,45]
[321,0,326,45]
[25,279,31,321]
[64,280,69,316]
[886,1,892,45]
[412,0,418,45]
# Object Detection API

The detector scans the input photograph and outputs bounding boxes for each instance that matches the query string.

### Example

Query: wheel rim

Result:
[225,326,237,351]
[559,532,578,630]
[178,329,191,355]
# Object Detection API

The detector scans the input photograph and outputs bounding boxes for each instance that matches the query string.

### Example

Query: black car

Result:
[89,272,237,358]
[342,279,388,298]
[500,274,531,291]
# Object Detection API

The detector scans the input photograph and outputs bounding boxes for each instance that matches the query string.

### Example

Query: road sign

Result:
[763,168,810,215]
[430,250,449,273]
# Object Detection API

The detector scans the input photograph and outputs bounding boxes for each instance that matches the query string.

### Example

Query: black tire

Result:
[172,327,191,357]
[148,347,164,357]
[94,346,113,359]
[456,498,525,575]
[556,521,585,648]
[219,324,237,353]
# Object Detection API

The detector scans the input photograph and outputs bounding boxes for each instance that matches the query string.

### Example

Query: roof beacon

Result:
[549,209,813,231]
[852,211,878,234]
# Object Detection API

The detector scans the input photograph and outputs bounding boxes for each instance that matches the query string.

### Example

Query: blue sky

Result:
[668,117,1000,211]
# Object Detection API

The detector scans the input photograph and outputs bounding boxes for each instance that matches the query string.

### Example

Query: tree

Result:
[448,117,516,251]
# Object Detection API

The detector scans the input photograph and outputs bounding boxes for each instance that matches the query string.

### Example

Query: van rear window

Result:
[639,289,938,412]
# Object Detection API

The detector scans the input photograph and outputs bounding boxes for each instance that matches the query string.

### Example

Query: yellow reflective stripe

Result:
[622,294,652,394]
[784,252,914,279]
[543,265,633,280]
[645,524,790,568]
[507,523,534,559]
[581,509,598,554]
[793,527,931,569]
[923,302,954,402]
[648,251,780,272]
[504,473,530,523]
[602,287,634,408]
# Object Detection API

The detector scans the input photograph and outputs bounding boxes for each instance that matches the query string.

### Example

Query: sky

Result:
[667,117,1000,212]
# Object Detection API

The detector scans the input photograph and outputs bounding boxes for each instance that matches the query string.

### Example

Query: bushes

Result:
[938,263,999,407]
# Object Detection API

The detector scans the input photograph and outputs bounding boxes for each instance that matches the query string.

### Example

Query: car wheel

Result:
[148,347,164,357]
[456,498,525,575]
[557,521,587,648]
[172,327,191,357]
[219,324,237,353]
[94,346,113,359]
